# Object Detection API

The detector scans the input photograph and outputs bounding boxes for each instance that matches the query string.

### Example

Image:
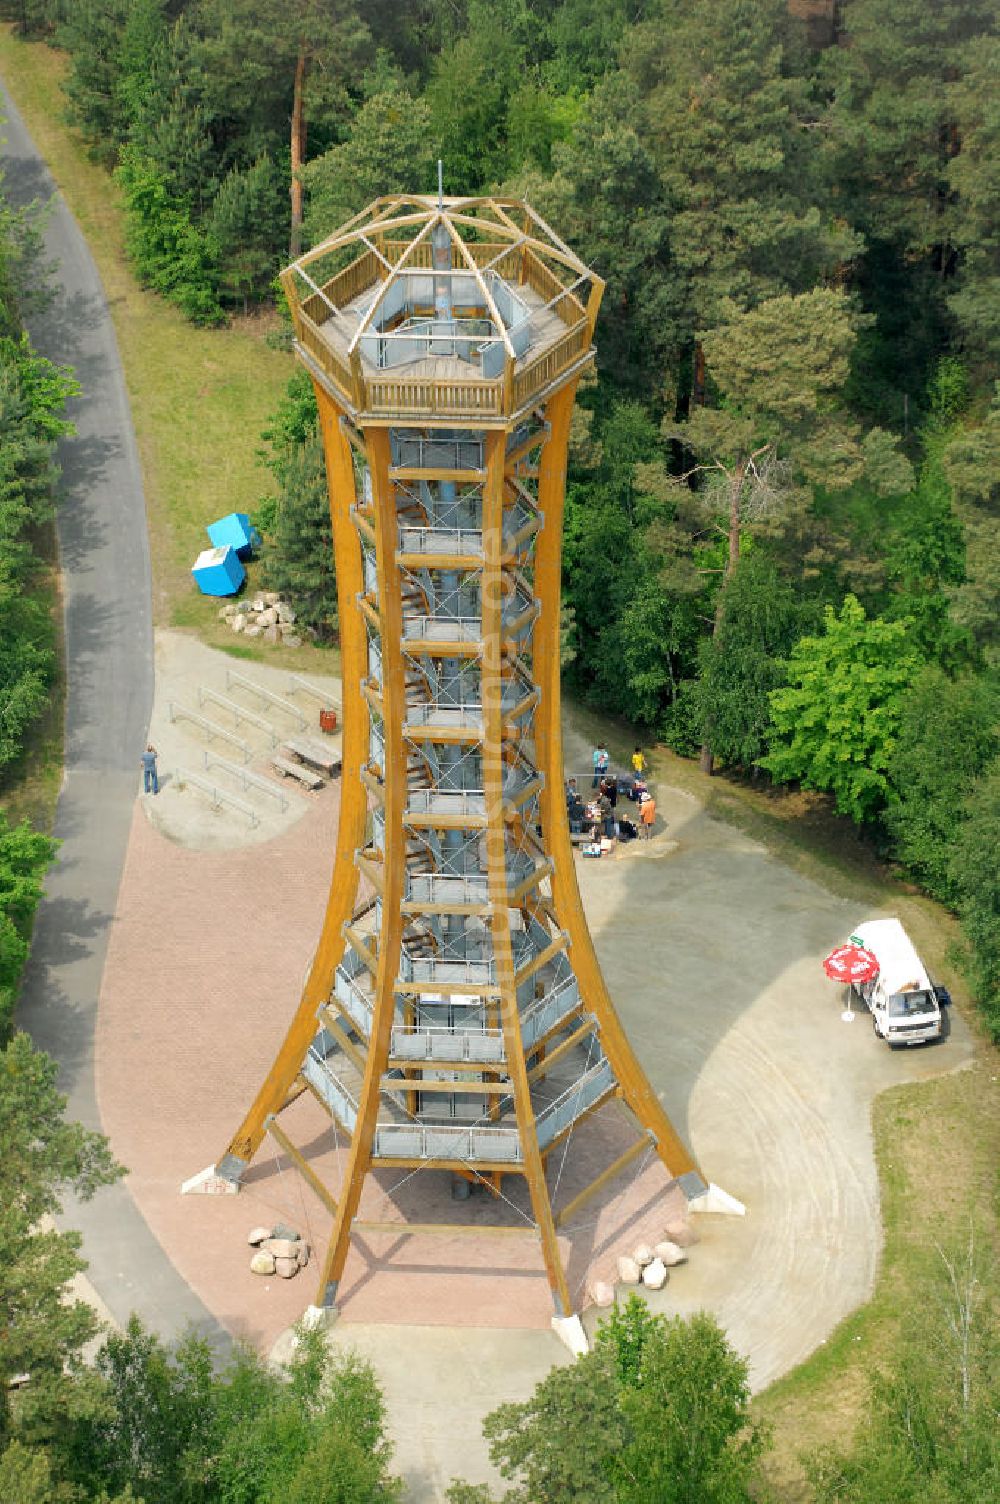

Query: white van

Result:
[851,918,942,1047]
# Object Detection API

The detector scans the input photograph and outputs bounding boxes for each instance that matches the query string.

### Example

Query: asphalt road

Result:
[1,81,224,1346]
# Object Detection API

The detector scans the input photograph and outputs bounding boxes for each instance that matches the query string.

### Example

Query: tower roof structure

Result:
[281,194,605,425]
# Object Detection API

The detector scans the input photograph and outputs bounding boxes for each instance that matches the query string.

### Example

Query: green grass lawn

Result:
[0,26,301,654]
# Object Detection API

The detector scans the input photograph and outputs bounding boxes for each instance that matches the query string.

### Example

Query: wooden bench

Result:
[283,737,342,777]
[272,755,324,791]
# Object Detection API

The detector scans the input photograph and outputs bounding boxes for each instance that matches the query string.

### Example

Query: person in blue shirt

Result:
[592,743,609,787]
[141,744,159,795]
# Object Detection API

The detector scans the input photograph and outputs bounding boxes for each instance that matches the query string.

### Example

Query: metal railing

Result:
[404,701,485,732]
[402,614,483,644]
[225,669,307,728]
[398,523,485,558]
[391,435,485,473]
[521,974,581,1051]
[202,751,290,810]
[405,788,486,818]
[405,872,489,907]
[303,1045,359,1132]
[288,673,341,712]
[197,687,279,747]
[167,703,252,763]
[390,1024,506,1063]
[362,315,500,372]
[174,768,259,827]
[535,1057,614,1148]
[373,1122,522,1163]
[400,954,494,986]
[333,966,373,1036]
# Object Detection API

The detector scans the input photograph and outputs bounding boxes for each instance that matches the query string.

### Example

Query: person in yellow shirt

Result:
[631,746,647,777]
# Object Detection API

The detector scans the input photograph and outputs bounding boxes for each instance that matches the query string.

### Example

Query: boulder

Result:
[230,614,246,633]
[282,633,303,649]
[263,591,280,606]
[296,1243,311,1268]
[641,1257,668,1291]
[247,1226,272,1246]
[251,597,267,613]
[616,1255,641,1285]
[654,1240,687,1267]
[272,1223,300,1241]
[250,1251,275,1276]
[274,1256,299,1279]
[664,1219,699,1248]
[589,1280,615,1308]
[257,607,278,627]
[261,1237,300,1260]
[263,625,280,644]
[244,625,263,639]
[633,1243,654,1267]
[276,603,296,624]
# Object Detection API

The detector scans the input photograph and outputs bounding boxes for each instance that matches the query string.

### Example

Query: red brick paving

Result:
[97,796,686,1351]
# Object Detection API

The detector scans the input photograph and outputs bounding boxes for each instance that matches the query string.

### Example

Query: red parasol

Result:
[823,943,879,985]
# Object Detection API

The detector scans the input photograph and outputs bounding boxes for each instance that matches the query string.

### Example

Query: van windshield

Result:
[887,991,936,1018]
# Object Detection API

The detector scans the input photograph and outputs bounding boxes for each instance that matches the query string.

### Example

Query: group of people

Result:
[564,744,658,848]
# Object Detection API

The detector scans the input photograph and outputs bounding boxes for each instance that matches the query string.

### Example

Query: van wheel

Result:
[871,1015,880,1039]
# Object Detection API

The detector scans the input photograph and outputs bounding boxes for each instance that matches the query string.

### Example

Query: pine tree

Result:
[261,432,337,639]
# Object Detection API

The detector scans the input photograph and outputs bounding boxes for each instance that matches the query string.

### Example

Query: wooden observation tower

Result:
[190,190,717,1335]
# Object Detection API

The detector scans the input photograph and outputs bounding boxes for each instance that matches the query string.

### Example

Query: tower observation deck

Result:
[193,194,710,1329]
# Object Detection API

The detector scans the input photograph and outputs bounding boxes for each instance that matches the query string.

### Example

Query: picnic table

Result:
[283,736,342,778]
[272,754,324,791]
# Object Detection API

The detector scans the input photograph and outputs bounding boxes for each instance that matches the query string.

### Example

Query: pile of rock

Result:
[248,1223,310,1279]
[588,1215,699,1309]
[219,592,303,648]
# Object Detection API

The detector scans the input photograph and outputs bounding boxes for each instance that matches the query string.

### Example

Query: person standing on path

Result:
[639,791,656,838]
[632,746,647,778]
[593,743,609,787]
[141,744,159,795]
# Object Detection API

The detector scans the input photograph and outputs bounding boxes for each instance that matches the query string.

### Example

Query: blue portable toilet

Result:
[206,511,260,559]
[191,544,245,597]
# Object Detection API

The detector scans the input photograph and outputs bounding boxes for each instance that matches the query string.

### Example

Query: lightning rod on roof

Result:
[437,159,444,208]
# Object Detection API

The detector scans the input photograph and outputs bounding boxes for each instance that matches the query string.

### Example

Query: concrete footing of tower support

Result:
[688,1182,746,1217]
[551,1314,589,1357]
[180,1163,241,1196]
[302,1304,339,1332]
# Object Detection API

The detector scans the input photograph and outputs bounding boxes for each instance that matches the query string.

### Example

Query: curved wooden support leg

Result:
[533,386,705,1195]
[215,389,369,1174]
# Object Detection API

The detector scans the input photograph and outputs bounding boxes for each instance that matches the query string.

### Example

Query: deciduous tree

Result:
[0,1033,122,1444]
[885,668,1000,905]
[448,1299,765,1503]
[761,593,921,821]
